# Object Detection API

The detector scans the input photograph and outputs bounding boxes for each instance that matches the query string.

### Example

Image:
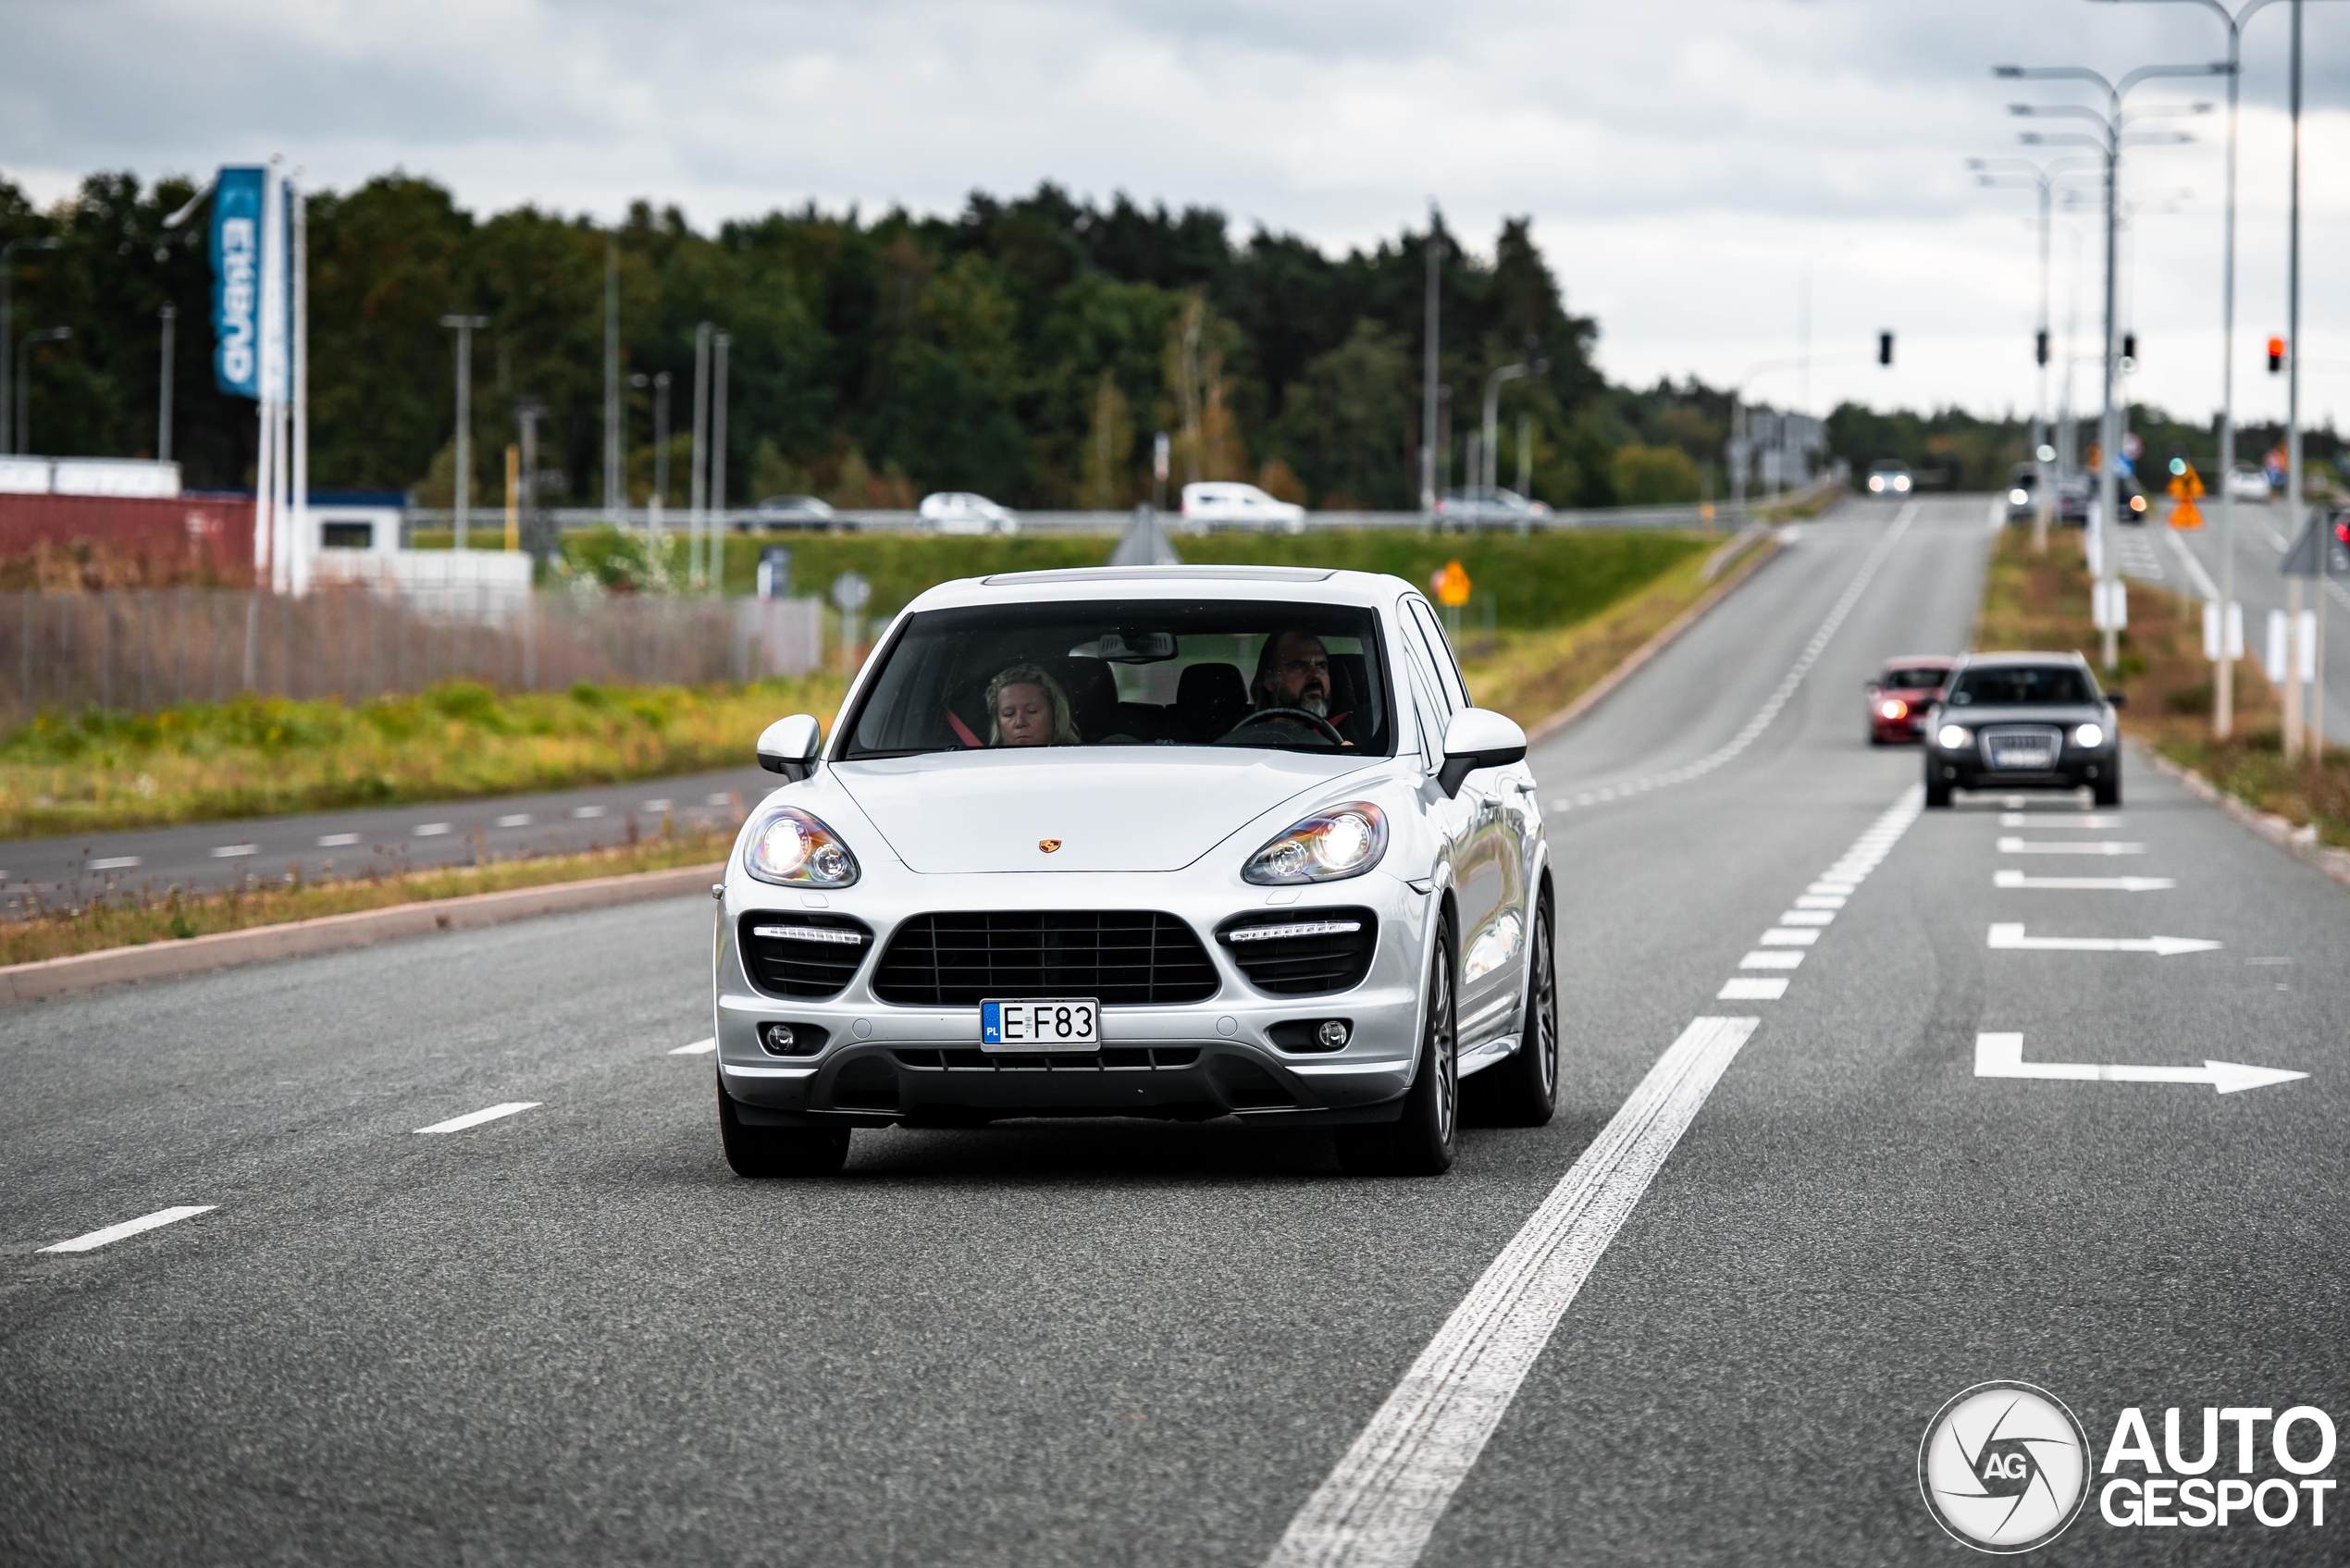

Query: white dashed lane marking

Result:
[496,813,533,828]
[414,1102,541,1135]
[669,1038,718,1056]
[89,856,141,870]
[209,844,258,858]
[414,822,454,837]
[1717,977,1789,1000]
[1997,837,2144,856]
[40,1205,216,1254]
[316,833,361,847]
[571,806,606,820]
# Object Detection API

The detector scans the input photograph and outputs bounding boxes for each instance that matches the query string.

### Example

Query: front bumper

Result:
[711,863,1439,1126]
[1927,745,2115,792]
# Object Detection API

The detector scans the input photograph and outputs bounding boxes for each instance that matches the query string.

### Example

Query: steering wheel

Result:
[1218,707,1346,747]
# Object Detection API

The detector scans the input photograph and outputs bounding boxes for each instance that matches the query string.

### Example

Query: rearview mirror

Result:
[1437,709,1528,798]
[757,713,822,780]
[2105,692,2127,709]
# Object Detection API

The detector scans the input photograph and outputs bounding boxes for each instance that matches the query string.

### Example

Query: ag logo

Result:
[1919,1382,2089,1553]
[1037,839,1062,854]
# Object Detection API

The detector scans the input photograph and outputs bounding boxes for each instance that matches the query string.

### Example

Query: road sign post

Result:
[831,569,872,674]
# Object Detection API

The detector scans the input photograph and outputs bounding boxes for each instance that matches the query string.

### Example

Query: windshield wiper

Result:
[844,745,961,760]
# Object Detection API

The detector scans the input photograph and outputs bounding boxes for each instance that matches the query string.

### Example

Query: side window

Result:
[1407,599,1472,710]
[1392,619,1447,765]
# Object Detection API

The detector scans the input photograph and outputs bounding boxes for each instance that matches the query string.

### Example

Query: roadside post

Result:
[758,546,792,601]
[832,569,872,674]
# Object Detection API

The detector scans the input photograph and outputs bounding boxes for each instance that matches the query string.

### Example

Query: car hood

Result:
[830,749,1383,873]
[1940,702,2106,726]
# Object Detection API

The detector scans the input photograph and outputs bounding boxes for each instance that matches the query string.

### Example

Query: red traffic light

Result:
[2269,336,2286,373]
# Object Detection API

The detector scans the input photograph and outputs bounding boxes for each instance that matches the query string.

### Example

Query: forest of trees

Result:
[13,168,2283,511]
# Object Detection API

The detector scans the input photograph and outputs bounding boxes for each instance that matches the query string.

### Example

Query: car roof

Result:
[906,563,1410,611]
[1956,650,2089,669]
[1881,654,1955,668]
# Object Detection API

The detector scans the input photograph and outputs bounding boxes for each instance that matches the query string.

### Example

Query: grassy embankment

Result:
[1976,524,2350,846]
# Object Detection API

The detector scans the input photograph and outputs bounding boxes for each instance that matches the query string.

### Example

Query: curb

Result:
[1523,532,1786,748]
[2136,745,2350,889]
[0,861,725,1006]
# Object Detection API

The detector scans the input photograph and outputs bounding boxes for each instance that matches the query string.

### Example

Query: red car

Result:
[1865,656,1954,745]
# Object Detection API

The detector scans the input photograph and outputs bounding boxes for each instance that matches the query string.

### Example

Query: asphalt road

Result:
[6,493,2345,1564]
[2152,501,2350,743]
[1,764,775,915]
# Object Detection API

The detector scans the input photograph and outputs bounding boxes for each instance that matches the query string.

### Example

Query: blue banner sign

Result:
[209,166,265,399]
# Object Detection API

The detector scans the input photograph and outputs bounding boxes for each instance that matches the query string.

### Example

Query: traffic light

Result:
[2121,333,2137,366]
[2035,328,2049,367]
[1878,331,1894,366]
[2269,336,2285,373]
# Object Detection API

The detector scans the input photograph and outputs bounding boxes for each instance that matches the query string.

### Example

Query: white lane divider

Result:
[1716,978,1788,1000]
[1549,501,1919,813]
[669,1038,718,1056]
[209,844,258,858]
[1995,870,2175,892]
[571,806,607,820]
[1975,1032,2303,1093]
[316,832,362,847]
[414,1102,541,1134]
[40,1204,216,1253]
[496,813,533,828]
[1758,928,1818,946]
[89,856,142,871]
[414,822,454,837]
[1987,923,2220,957]
[1738,950,1803,969]
[1998,837,2143,856]
[2000,813,2123,829]
[1263,1016,1761,1568]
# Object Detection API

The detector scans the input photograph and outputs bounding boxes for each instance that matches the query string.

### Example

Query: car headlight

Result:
[2010,488,2029,505]
[1243,802,1388,885]
[2072,722,2106,748]
[1896,476,1911,491]
[1878,699,1907,720]
[744,806,860,887]
[1937,723,1972,750]
[1868,476,1884,491]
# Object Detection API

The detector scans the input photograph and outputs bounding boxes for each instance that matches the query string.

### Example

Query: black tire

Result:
[717,1077,852,1177]
[1337,916,1458,1177]
[2093,769,2121,808]
[1478,896,1557,1127]
[1924,774,1953,809]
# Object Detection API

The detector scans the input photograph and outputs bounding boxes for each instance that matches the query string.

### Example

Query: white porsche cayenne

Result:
[710,564,1555,1177]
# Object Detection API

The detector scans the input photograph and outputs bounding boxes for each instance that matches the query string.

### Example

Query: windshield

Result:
[840,599,1393,759]
[1883,666,1948,690]
[1948,665,2094,706]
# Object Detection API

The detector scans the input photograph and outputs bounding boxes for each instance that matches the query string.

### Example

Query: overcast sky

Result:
[5,0,2346,430]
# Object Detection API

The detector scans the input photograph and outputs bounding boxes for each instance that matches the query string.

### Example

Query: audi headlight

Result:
[744,807,860,887]
[1243,802,1388,885]
[2072,722,2106,748]
[2010,488,2029,505]
[1937,724,1972,750]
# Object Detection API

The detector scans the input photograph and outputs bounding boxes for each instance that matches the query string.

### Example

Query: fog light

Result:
[761,1022,797,1056]
[1317,1019,1351,1049]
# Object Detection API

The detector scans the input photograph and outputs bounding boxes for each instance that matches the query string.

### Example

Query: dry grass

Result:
[1977,525,2350,846]
[1,822,733,967]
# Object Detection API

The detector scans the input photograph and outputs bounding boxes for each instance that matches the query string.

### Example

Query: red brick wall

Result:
[0,491,255,586]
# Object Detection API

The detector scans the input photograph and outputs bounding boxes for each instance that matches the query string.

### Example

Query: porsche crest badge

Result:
[1038,839,1062,854]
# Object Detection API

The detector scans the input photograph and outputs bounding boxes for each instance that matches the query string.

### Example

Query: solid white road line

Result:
[1997,837,2143,855]
[209,844,258,858]
[1995,870,2175,891]
[316,832,362,847]
[414,1101,542,1134]
[414,822,454,837]
[1263,1016,1761,1568]
[2162,525,2220,599]
[40,1205,216,1253]
[1986,923,2220,957]
[1544,501,1919,812]
[1716,977,1788,1000]
[1974,1032,2304,1093]
[89,856,142,870]
[669,1037,718,1056]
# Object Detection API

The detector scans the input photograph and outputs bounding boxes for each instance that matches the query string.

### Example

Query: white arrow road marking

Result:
[1997,837,2144,855]
[40,1205,216,1253]
[669,1037,717,1056]
[1987,923,2220,957]
[2000,813,2123,828]
[1996,870,2176,892]
[1975,1033,2306,1093]
[1263,1017,1760,1568]
[414,1102,541,1134]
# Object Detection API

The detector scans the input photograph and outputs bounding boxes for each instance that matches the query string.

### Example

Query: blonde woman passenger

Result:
[985,662,1082,747]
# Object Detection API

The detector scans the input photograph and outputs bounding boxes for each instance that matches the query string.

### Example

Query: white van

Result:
[1180,481,1307,533]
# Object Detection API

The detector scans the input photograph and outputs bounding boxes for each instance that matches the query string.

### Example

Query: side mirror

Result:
[2105,692,2127,709]
[1436,709,1528,798]
[757,713,822,780]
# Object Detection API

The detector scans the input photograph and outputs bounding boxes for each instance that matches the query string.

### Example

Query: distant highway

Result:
[6,495,2344,1564]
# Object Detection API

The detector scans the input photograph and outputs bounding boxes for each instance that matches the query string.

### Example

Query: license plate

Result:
[1993,748,2052,770]
[981,998,1100,1051]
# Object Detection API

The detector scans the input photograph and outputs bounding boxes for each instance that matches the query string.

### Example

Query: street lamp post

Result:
[1420,209,1442,517]
[14,326,70,456]
[1996,58,2228,669]
[711,331,731,565]
[689,321,713,588]
[157,303,177,464]
[1480,362,1529,505]
[439,314,489,550]
[0,236,61,456]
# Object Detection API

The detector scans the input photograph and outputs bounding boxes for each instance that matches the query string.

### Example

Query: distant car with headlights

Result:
[2005,464,2041,523]
[750,494,840,532]
[1923,651,2123,809]
[2054,473,2091,525]
[918,491,1020,536]
[1434,488,1552,526]
[1864,655,1953,745]
[1866,460,1913,497]
[2225,465,2271,503]
[711,565,1552,1178]
[1181,481,1307,532]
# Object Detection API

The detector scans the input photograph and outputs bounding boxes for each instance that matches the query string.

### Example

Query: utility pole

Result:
[515,395,546,562]
[652,370,672,532]
[2288,0,2317,754]
[157,303,176,463]
[439,313,489,550]
[603,236,622,525]
[291,177,309,597]
[689,321,712,587]
[711,330,731,577]
[0,236,59,455]
[1420,204,1441,516]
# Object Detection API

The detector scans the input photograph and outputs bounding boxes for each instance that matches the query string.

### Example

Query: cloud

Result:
[3,0,2346,425]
